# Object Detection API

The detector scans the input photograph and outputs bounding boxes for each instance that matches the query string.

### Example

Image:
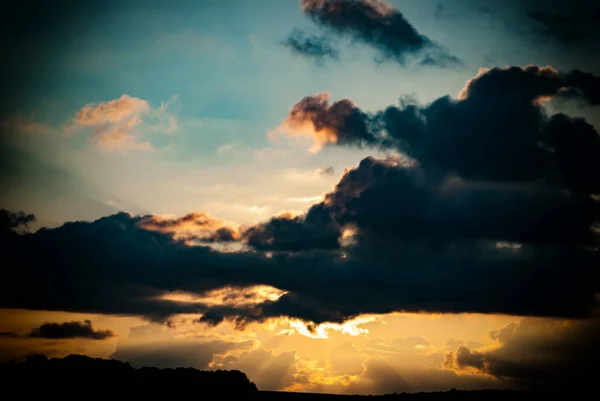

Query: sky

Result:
[1,0,599,395]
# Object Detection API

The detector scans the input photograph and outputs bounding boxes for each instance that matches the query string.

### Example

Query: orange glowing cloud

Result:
[67,94,152,151]
[74,94,151,126]
[159,285,288,308]
[269,92,360,153]
[275,210,306,219]
[138,212,242,244]
[64,94,178,152]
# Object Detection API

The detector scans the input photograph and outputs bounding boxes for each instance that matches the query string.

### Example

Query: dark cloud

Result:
[1,64,600,327]
[280,66,600,189]
[560,69,600,105]
[444,317,600,391]
[377,66,600,187]
[0,212,273,322]
[469,0,600,54]
[283,28,339,65]
[0,160,598,324]
[325,157,598,247]
[298,0,460,67]
[543,114,600,194]
[489,323,518,343]
[0,332,19,338]
[242,203,341,252]
[528,10,583,43]
[208,226,239,242]
[526,1,600,44]
[28,320,115,340]
[445,346,486,372]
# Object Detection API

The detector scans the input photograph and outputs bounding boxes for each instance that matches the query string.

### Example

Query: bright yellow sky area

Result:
[0,307,519,393]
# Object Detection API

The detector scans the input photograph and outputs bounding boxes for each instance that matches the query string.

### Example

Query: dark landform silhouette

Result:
[0,354,257,396]
[0,354,559,400]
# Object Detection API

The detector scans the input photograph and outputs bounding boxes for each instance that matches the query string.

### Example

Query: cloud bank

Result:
[443,317,600,391]
[275,65,600,190]
[28,320,115,340]
[1,65,599,342]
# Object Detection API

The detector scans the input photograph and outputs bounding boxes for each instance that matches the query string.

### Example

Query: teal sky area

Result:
[2,0,598,229]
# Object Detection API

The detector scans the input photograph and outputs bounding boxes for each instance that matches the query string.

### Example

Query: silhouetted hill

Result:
[0,354,257,396]
[0,354,552,400]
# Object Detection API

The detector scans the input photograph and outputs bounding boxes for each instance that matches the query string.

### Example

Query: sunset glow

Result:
[1,0,598,396]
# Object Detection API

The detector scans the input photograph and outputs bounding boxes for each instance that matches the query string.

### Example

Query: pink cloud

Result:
[65,94,178,152]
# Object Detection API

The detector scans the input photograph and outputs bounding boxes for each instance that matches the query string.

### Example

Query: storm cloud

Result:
[1,64,599,328]
[443,317,600,391]
[0,163,598,324]
[290,0,460,66]
[241,203,341,252]
[277,65,600,190]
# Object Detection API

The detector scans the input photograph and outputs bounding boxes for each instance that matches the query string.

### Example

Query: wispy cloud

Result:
[282,28,339,66]
[289,0,461,67]
[64,94,179,153]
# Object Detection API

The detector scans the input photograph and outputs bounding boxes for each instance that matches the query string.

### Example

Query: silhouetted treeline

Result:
[259,389,548,401]
[0,354,257,396]
[0,354,556,400]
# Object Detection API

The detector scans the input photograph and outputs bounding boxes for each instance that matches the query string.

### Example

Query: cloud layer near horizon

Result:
[443,316,600,391]
[2,53,600,391]
[1,63,599,323]
[2,64,600,328]
[28,320,115,340]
